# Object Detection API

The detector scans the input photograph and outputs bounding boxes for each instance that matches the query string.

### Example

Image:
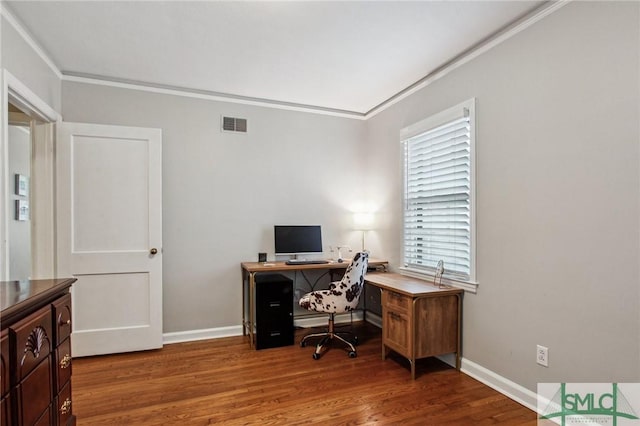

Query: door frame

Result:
[1,70,60,280]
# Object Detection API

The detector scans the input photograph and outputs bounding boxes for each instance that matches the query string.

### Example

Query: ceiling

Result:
[5,1,545,115]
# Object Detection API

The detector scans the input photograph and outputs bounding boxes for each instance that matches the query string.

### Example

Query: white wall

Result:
[366,1,640,390]
[61,83,367,332]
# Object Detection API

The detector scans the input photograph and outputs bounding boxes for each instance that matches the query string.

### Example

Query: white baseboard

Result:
[461,358,538,412]
[163,325,243,345]
[364,311,382,328]
[162,312,365,345]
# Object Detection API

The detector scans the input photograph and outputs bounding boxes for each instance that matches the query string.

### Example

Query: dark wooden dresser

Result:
[1,278,76,425]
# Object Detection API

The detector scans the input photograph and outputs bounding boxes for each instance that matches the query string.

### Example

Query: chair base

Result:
[299,313,358,359]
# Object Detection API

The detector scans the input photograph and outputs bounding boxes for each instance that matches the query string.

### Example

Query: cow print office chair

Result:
[298,252,369,359]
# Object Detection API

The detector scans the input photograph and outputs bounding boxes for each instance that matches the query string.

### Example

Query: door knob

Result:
[150,248,158,255]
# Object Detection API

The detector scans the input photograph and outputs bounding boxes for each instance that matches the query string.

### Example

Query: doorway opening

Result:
[2,72,59,280]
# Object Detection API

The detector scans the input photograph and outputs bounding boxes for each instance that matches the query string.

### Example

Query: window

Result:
[401,99,476,284]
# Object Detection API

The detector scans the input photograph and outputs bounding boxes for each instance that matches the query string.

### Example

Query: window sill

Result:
[398,267,479,293]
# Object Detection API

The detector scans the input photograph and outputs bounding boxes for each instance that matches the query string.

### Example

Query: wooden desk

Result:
[365,272,463,379]
[241,259,388,349]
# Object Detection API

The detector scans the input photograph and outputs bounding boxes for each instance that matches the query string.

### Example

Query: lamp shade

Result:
[353,212,374,230]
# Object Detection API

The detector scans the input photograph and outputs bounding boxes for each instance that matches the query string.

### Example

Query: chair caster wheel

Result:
[300,340,306,348]
[312,352,321,360]
[353,336,359,346]
[348,351,357,358]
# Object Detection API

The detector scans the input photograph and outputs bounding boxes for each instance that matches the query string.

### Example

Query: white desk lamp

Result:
[353,212,374,252]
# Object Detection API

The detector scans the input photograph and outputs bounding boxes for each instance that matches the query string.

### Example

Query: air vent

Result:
[222,116,248,133]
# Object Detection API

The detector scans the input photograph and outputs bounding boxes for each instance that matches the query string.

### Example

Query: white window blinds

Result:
[402,106,472,280]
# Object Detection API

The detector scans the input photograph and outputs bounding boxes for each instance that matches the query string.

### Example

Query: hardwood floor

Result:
[72,323,536,425]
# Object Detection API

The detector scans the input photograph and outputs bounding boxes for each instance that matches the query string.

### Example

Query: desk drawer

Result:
[382,290,411,314]
[383,310,411,356]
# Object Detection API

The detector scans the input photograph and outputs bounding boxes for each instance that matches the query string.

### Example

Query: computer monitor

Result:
[274,225,323,256]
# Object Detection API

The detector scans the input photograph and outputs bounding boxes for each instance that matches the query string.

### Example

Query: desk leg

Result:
[411,299,418,380]
[380,288,387,361]
[382,345,390,360]
[241,269,247,337]
[455,293,462,370]
[249,272,256,349]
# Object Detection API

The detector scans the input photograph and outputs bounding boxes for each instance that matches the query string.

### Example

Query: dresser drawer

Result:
[56,337,72,392]
[13,305,53,381]
[1,394,10,426]
[1,330,9,397]
[33,404,52,426]
[382,290,411,314]
[57,380,73,426]
[53,293,72,346]
[17,354,52,426]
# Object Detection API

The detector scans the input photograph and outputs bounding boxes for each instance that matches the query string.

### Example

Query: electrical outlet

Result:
[537,345,549,367]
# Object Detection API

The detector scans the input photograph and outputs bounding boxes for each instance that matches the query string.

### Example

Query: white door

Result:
[57,122,162,357]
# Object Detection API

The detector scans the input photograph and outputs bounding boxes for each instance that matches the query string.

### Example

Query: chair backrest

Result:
[331,251,369,311]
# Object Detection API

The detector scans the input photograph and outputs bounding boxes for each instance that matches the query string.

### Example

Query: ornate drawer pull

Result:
[59,318,71,326]
[60,354,72,369]
[60,398,72,415]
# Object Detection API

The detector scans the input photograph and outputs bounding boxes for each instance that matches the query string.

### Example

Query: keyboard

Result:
[285,259,329,265]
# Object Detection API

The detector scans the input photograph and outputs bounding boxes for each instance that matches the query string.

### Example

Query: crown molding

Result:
[61,73,367,119]
[2,0,568,121]
[365,0,571,119]
[0,3,63,79]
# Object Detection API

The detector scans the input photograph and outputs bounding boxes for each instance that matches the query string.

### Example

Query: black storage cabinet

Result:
[255,273,294,349]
